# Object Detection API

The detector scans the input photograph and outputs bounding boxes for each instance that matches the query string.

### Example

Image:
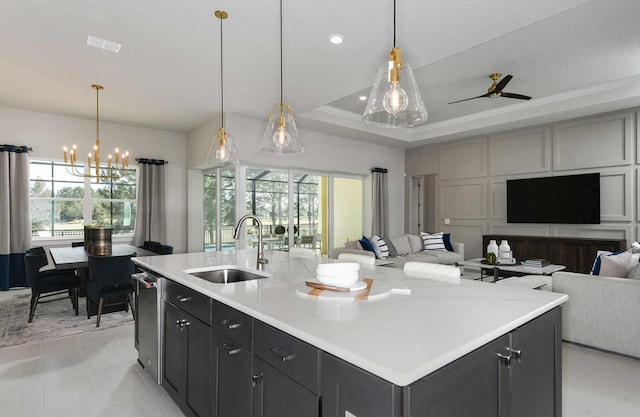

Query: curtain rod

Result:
[371,167,388,173]
[135,158,168,165]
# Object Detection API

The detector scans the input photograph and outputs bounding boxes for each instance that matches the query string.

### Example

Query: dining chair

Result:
[143,241,161,252]
[337,252,376,267]
[24,251,81,323]
[86,253,136,327]
[403,262,461,284]
[155,245,173,255]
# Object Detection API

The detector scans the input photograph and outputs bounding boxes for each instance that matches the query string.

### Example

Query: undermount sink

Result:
[184,266,270,284]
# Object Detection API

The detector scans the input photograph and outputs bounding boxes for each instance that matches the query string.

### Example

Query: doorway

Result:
[410,174,436,234]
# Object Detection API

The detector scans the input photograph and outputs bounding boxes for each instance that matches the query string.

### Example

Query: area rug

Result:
[0,288,134,348]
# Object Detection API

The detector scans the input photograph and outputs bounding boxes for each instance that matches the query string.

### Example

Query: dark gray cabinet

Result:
[322,353,402,417]
[211,330,252,417]
[253,357,320,417]
[252,320,321,417]
[404,308,561,417]
[161,280,212,417]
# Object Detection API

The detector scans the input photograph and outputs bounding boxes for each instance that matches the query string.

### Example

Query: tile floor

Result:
[1,324,639,417]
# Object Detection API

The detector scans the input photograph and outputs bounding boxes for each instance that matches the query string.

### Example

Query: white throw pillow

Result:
[420,232,446,251]
[599,250,633,277]
[370,235,389,259]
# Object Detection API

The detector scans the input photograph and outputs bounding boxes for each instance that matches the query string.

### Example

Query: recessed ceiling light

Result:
[329,34,344,45]
[359,95,367,101]
[87,35,122,53]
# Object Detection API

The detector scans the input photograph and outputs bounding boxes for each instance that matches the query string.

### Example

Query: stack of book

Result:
[522,258,550,268]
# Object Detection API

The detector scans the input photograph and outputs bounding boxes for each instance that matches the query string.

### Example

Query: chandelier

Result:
[259,0,303,154]
[63,84,130,182]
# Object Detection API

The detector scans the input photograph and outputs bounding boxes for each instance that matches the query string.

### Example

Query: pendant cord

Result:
[393,0,396,47]
[96,86,99,143]
[279,0,284,104]
[220,16,225,129]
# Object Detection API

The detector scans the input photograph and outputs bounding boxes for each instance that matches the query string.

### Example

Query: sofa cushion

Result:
[599,250,633,277]
[407,234,424,254]
[627,263,640,280]
[424,250,463,264]
[391,235,412,256]
[420,232,446,251]
[383,236,397,257]
[443,233,454,252]
[370,235,389,259]
[358,236,376,254]
[345,240,363,250]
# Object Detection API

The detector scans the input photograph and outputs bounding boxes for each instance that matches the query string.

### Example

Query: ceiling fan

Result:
[448,73,532,104]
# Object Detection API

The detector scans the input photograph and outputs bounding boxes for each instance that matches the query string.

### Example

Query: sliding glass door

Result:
[203,168,236,251]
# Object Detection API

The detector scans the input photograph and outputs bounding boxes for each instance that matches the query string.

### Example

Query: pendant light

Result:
[62,85,130,183]
[362,0,428,128]
[204,10,238,168]
[259,0,303,154]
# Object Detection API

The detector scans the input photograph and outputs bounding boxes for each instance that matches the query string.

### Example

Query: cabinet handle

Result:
[270,346,296,362]
[175,319,182,329]
[221,319,242,330]
[177,295,192,303]
[497,352,512,369]
[252,373,264,387]
[511,348,522,363]
[221,343,241,355]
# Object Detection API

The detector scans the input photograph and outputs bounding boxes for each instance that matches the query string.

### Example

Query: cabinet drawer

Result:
[212,300,252,351]
[254,320,320,394]
[162,280,211,325]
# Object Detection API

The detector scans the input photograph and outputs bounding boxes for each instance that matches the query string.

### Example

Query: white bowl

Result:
[316,272,360,287]
[316,262,360,275]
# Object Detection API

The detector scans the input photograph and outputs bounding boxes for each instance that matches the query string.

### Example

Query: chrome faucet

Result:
[233,214,269,271]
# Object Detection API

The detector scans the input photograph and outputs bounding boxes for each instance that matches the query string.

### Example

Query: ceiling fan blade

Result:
[493,75,513,92]
[448,93,491,104]
[500,92,532,100]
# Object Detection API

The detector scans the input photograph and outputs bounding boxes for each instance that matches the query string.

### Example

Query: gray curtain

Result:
[371,167,389,237]
[0,145,32,290]
[133,159,167,247]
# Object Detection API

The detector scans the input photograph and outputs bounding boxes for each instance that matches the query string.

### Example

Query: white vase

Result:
[499,240,511,260]
[487,240,498,256]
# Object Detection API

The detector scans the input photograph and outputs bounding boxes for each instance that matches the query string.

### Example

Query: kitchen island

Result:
[132,249,567,417]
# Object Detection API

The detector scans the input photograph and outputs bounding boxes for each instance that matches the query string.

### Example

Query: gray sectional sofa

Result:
[332,233,464,269]
[552,271,640,358]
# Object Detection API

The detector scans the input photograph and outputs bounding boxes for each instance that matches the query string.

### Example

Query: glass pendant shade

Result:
[362,55,428,128]
[204,127,238,168]
[259,102,303,154]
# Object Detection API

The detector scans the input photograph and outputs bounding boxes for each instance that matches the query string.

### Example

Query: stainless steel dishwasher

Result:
[133,269,162,384]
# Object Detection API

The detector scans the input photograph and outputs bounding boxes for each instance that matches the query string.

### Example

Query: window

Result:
[30,160,136,239]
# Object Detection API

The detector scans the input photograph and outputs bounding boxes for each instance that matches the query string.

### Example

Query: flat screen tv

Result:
[506,173,600,224]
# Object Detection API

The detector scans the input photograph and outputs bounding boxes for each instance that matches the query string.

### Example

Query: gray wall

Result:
[406,108,638,259]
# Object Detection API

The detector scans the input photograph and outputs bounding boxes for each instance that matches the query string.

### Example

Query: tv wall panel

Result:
[554,224,631,246]
[491,223,549,237]
[444,222,485,261]
[598,168,632,222]
[439,139,486,180]
[489,128,550,176]
[553,112,632,170]
[440,179,486,220]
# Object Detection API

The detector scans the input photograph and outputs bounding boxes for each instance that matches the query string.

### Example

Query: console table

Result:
[482,235,627,273]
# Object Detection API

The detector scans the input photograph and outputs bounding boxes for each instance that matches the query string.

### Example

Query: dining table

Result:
[49,243,156,270]
[49,243,157,315]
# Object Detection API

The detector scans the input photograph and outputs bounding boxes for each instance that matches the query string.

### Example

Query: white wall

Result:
[185,113,405,251]
[0,106,189,253]
[406,107,639,259]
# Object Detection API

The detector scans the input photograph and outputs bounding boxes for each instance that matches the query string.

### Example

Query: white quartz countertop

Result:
[133,250,567,387]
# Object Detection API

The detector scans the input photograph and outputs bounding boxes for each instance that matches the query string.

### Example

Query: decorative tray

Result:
[480,260,518,266]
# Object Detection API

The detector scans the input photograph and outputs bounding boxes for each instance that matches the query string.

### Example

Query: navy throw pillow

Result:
[359,236,376,254]
[443,233,454,252]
